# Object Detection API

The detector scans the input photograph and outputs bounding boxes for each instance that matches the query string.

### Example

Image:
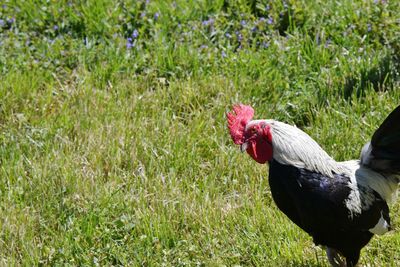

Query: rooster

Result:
[227,104,400,267]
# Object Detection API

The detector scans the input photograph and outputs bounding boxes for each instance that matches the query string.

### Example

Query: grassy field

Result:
[1,0,400,266]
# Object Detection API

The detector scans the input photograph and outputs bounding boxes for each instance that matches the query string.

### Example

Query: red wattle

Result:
[247,139,272,164]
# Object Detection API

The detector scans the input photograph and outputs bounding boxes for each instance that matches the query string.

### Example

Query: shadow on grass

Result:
[290,264,325,267]
[285,259,328,267]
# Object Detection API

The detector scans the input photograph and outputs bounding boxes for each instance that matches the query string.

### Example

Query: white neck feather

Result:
[342,160,399,204]
[259,120,348,177]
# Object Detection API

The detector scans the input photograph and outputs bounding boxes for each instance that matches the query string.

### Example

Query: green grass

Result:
[1,0,400,265]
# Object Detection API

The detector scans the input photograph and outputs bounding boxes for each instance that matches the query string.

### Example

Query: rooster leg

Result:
[326,247,346,267]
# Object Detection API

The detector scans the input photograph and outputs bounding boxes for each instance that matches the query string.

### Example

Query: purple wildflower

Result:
[367,24,372,32]
[0,19,4,27]
[236,31,243,42]
[53,25,59,31]
[154,12,160,20]
[221,51,227,58]
[225,32,232,39]
[126,37,134,49]
[240,20,246,26]
[267,16,273,25]
[132,29,139,38]
[202,18,214,27]
[7,17,15,24]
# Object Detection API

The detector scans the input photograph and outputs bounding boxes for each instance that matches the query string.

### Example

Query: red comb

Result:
[227,104,254,144]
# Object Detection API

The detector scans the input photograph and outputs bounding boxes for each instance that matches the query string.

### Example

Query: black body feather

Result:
[268,159,390,266]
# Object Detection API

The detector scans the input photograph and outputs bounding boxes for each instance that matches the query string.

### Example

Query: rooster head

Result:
[227,104,273,164]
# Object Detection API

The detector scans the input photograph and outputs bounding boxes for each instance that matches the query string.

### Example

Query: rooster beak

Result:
[240,142,248,152]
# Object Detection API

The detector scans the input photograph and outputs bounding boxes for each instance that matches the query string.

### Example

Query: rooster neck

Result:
[268,120,348,177]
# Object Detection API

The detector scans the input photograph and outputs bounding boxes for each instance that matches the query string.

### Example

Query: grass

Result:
[1,0,400,265]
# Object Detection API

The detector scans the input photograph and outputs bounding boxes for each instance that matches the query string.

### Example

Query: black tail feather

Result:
[362,105,400,172]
